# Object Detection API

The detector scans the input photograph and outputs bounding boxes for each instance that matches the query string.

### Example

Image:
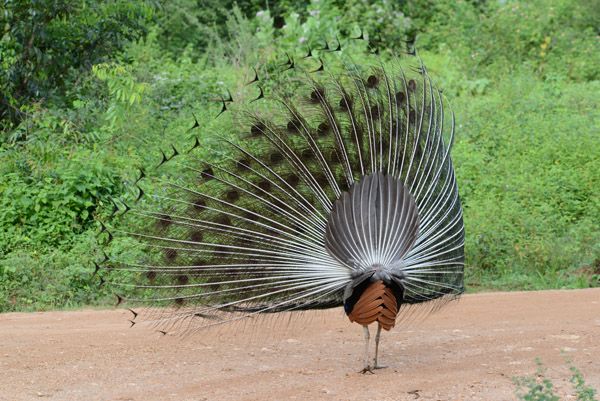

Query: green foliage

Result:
[0,232,118,311]
[513,359,560,401]
[0,149,122,250]
[0,0,157,130]
[569,363,599,401]
[413,0,600,81]
[151,0,305,58]
[450,71,600,291]
[252,0,410,51]
[92,62,149,127]
[1,0,599,311]
[513,357,598,401]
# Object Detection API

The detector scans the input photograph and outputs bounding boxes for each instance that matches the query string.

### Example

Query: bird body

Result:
[347,280,398,330]
[98,38,465,372]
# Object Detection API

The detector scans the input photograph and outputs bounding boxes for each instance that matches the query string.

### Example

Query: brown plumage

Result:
[348,280,398,330]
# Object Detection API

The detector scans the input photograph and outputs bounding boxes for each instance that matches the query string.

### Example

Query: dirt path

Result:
[1,289,599,401]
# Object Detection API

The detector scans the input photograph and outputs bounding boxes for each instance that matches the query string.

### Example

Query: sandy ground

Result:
[1,289,599,401]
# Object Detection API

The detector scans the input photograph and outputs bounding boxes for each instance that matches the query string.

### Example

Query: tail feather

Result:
[97,41,464,333]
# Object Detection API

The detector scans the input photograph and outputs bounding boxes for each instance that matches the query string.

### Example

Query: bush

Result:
[1,0,598,311]
[453,72,600,289]
[0,233,116,311]
[414,0,600,82]
[0,0,156,131]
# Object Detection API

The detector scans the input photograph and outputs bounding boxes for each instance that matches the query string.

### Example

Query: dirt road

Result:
[1,289,599,401]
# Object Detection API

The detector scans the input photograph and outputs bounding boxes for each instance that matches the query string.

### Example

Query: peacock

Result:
[96,35,465,374]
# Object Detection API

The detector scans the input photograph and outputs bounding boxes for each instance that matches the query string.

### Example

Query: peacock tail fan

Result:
[96,36,465,335]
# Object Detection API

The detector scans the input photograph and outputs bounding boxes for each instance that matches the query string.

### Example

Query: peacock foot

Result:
[359,365,375,374]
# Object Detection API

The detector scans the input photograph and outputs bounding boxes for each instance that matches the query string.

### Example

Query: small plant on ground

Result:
[513,357,598,401]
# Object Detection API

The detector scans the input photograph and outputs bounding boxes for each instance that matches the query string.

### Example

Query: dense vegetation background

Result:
[1,0,598,312]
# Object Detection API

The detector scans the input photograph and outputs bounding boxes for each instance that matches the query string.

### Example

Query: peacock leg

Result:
[373,322,387,369]
[360,325,374,374]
